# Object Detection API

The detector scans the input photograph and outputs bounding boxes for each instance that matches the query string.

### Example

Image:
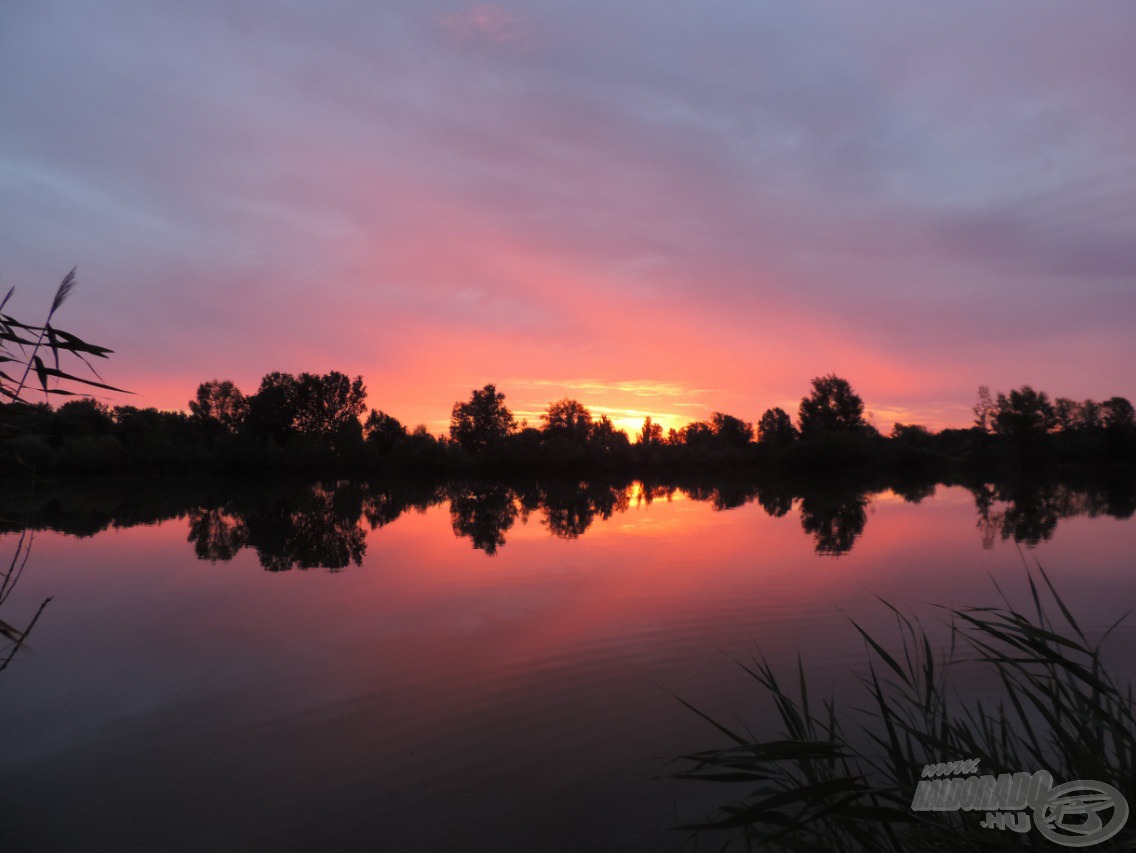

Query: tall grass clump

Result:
[1,268,124,406]
[2,270,119,670]
[674,565,1135,851]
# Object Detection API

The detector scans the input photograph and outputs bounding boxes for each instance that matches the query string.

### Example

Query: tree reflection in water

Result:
[539,481,630,540]
[972,478,1136,548]
[798,491,869,557]
[187,508,247,562]
[7,474,1133,569]
[187,482,368,571]
[448,483,518,555]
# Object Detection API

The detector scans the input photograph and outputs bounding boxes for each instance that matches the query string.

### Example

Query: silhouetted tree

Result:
[973,385,996,434]
[1053,398,1080,433]
[589,415,629,452]
[679,421,715,446]
[542,398,593,445]
[1102,397,1136,432]
[51,398,114,438]
[757,407,797,447]
[890,423,932,445]
[189,379,248,433]
[637,416,663,446]
[798,374,867,436]
[362,409,407,453]
[246,371,365,445]
[710,412,753,448]
[449,384,516,452]
[247,371,300,442]
[1077,399,1103,431]
[112,405,194,459]
[992,386,1055,440]
[292,371,366,439]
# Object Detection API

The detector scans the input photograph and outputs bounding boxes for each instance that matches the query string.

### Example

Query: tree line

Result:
[2,369,1134,477]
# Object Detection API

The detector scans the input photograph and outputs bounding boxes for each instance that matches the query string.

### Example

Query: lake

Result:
[1,477,1134,850]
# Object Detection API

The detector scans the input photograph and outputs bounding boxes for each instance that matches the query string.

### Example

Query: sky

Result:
[2,1,1134,435]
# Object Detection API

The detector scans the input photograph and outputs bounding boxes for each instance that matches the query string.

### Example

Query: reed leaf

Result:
[674,565,1135,850]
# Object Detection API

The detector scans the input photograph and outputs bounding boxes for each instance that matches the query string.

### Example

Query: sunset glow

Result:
[2,2,1133,433]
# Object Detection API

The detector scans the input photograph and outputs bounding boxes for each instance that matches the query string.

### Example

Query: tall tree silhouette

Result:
[992,386,1055,440]
[973,385,996,433]
[757,407,797,447]
[362,409,407,453]
[1102,397,1136,433]
[292,371,366,438]
[449,384,516,452]
[710,412,753,448]
[247,371,365,443]
[542,398,593,445]
[637,416,663,446]
[588,415,629,453]
[679,420,715,446]
[798,374,867,436]
[247,371,300,442]
[189,380,248,433]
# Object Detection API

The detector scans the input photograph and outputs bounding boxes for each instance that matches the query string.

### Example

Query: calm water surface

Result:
[1,481,1134,851]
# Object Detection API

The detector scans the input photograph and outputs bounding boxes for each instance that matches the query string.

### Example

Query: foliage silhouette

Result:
[709,412,754,448]
[674,569,1136,851]
[5,368,1136,480]
[542,398,593,445]
[992,385,1055,442]
[0,269,125,405]
[246,371,366,447]
[0,270,125,673]
[190,380,249,435]
[757,407,797,447]
[362,409,407,453]
[798,374,867,437]
[1102,397,1136,433]
[450,384,516,453]
[637,416,664,446]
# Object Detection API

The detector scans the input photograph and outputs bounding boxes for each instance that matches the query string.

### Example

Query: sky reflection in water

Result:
[0,480,1134,851]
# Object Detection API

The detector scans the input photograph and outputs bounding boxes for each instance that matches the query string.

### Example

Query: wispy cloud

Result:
[437,4,531,46]
[507,378,715,399]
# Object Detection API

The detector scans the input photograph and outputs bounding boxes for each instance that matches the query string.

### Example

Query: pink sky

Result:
[2,1,1134,435]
